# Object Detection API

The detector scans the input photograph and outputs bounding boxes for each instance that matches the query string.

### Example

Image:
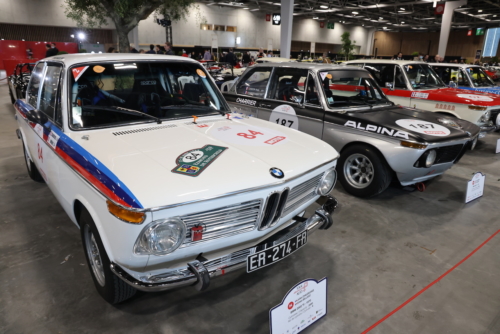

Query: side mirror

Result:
[385,82,394,91]
[26,108,48,126]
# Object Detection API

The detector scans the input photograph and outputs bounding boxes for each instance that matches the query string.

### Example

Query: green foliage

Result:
[411,51,419,56]
[57,51,69,55]
[340,32,356,61]
[79,49,87,53]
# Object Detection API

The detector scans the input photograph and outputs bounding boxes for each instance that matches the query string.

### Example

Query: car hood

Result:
[412,87,500,106]
[71,116,338,209]
[346,106,480,143]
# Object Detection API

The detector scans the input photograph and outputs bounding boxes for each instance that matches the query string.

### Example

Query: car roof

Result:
[39,53,200,67]
[429,63,480,68]
[251,62,359,71]
[345,59,429,66]
[256,57,294,63]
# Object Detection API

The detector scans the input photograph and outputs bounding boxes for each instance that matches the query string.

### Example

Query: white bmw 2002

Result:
[14,54,339,304]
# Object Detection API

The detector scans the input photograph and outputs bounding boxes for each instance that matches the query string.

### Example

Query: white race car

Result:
[14,54,339,304]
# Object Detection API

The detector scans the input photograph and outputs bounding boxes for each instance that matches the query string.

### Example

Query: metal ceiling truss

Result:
[201,0,500,31]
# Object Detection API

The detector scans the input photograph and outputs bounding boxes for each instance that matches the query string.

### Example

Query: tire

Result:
[9,87,15,104]
[22,140,45,183]
[80,208,137,304]
[338,144,392,197]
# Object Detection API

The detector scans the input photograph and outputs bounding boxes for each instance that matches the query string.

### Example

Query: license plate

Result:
[246,231,308,273]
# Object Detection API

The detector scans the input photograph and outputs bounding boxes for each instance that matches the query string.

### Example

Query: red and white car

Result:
[345,60,499,136]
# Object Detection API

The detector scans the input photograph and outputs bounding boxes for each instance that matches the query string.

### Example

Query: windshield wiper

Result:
[81,105,162,124]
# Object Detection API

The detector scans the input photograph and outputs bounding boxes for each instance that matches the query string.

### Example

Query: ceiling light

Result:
[401,21,405,24]
[400,7,405,10]
[379,17,383,19]
[78,32,85,39]
[320,5,328,9]
[352,11,358,14]
[362,24,364,26]
[313,16,319,19]
[494,15,498,17]
[478,9,483,12]
[383,26,387,29]
[243,7,249,9]
[250,8,259,11]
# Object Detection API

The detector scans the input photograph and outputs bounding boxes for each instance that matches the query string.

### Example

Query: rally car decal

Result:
[344,120,410,139]
[172,145,228,177]
[15,100,143,209]
[457,86,500,95]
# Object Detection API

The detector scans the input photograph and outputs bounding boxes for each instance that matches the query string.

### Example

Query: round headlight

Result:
[317,168,337,196]
[134,218,186,255]
[480,110,491,123]
[425,150,437,168]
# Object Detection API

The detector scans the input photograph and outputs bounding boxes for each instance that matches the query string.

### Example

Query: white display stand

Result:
[270,278,327,334]
[496,139,500,154]
[465,172,485,204]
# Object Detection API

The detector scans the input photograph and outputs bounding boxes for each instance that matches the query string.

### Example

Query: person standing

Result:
[51,43,59,55]
[423,54,430,62]
[395,52,403,60]
[107,47,115,53]
[129,44,139,53]
[45,44,57,57]
[225,48,237,67]
[257,48,265,58]
[164,42,174,55]
[242,51,251,67]
[146,44,156,54]
[203,49,211,60]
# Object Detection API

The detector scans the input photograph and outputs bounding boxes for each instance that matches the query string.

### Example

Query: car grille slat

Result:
[434,144,464,164]
[181,199,262,247]
[282,173,323,217]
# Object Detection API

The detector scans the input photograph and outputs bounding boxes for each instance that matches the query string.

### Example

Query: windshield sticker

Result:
[172,145,227,177]
[344,121,410,139]
[320,72,327,81]
[269,105,299,130]
[456,94,493,102]
[196,69,207,78]
[411,92,429,99]
[211,124,289,146]
[93,65,105,73]
[396,119,451,136]
[47,130,60,149]
[71,66,89,82]
[236,98,257,106]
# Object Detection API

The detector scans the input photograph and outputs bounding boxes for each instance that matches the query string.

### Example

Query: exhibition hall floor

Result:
[1,84,499,334]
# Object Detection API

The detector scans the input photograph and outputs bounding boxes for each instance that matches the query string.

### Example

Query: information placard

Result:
[211,35,218,50]
[465,172,485,204]
[270,278,327,334]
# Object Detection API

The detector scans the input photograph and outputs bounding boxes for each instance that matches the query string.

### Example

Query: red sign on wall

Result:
[467,29,472,36]
[320,21,325,28]
[435,3,445,15]
[266,14,271,21]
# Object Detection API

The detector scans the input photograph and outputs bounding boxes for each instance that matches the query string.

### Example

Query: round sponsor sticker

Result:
[456,94,493,102]
[396,119,451,137]
[93,65,105,73]
[210,124,288,146]
[269,105,299,130]
[182,150,204,163]
[196,69,207,78]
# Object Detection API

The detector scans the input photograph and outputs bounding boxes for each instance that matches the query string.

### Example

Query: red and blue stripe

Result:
[15,100,143,209]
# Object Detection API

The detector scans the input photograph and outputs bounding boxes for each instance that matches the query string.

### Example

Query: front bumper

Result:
[479,120,497,137]
[110,196,338,292]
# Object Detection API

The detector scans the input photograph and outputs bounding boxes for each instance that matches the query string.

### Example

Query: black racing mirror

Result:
[26,109,48,126]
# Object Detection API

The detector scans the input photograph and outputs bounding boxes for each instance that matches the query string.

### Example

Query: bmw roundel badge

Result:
[270,167,284,179]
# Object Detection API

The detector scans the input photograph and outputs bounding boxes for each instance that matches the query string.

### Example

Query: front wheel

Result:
[338,144,392,197]
[80,208,136,304]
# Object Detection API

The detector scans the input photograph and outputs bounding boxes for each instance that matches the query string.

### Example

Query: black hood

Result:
[346,106,480,143]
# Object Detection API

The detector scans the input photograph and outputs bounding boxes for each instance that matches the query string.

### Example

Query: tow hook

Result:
[187,260,210,291]
[416,182,426,192]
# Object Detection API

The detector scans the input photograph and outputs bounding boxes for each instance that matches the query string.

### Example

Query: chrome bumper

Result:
[110,196,338,292]
[479,121,497,137]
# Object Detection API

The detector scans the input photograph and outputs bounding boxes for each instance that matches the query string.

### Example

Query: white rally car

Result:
[14,54,339,304]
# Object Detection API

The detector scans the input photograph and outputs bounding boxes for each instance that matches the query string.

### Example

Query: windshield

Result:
[69,61,227,129]
[319,69,389,108]
[402,64,445,89]
[466,67,496,87]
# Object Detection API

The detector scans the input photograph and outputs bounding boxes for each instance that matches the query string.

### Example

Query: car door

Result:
[364,64,411,107]
[24,62,63,190]
[224,67,273,117]
[258,68,325,138]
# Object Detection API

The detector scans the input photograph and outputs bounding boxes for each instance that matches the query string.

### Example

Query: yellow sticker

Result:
[326,74,332,79]
[93,65,105,73]
[196,69,206,78]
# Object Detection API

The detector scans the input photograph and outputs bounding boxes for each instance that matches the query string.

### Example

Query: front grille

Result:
[181,199,262,247]
[259,192,281,230]
[282,173,323,217]
[112,124,177,136]
[434,144,464,164]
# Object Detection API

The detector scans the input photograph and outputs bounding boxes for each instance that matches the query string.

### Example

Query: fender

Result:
[433,110,461,119]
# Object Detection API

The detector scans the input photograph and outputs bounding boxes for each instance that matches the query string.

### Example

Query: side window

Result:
[269,68,308,103]
[458,70,469,86]
[394,66,407,89]
[305,74,320,106]
[39,64,63,120]
[27,63,45,107]
[364,64,395,88]
[235,67,272,98]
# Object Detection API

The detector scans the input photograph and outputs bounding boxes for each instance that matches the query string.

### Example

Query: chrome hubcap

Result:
[84,225,105,287]
[344,153,374,189]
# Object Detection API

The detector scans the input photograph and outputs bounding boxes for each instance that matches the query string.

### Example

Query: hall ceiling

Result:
[201,0,500,32]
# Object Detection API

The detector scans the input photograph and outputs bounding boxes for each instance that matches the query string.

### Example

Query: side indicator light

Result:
[400,141,427,149]
[106,200,145,224]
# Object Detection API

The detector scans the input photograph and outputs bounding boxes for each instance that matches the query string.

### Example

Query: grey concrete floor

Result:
[0,83,499,334]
